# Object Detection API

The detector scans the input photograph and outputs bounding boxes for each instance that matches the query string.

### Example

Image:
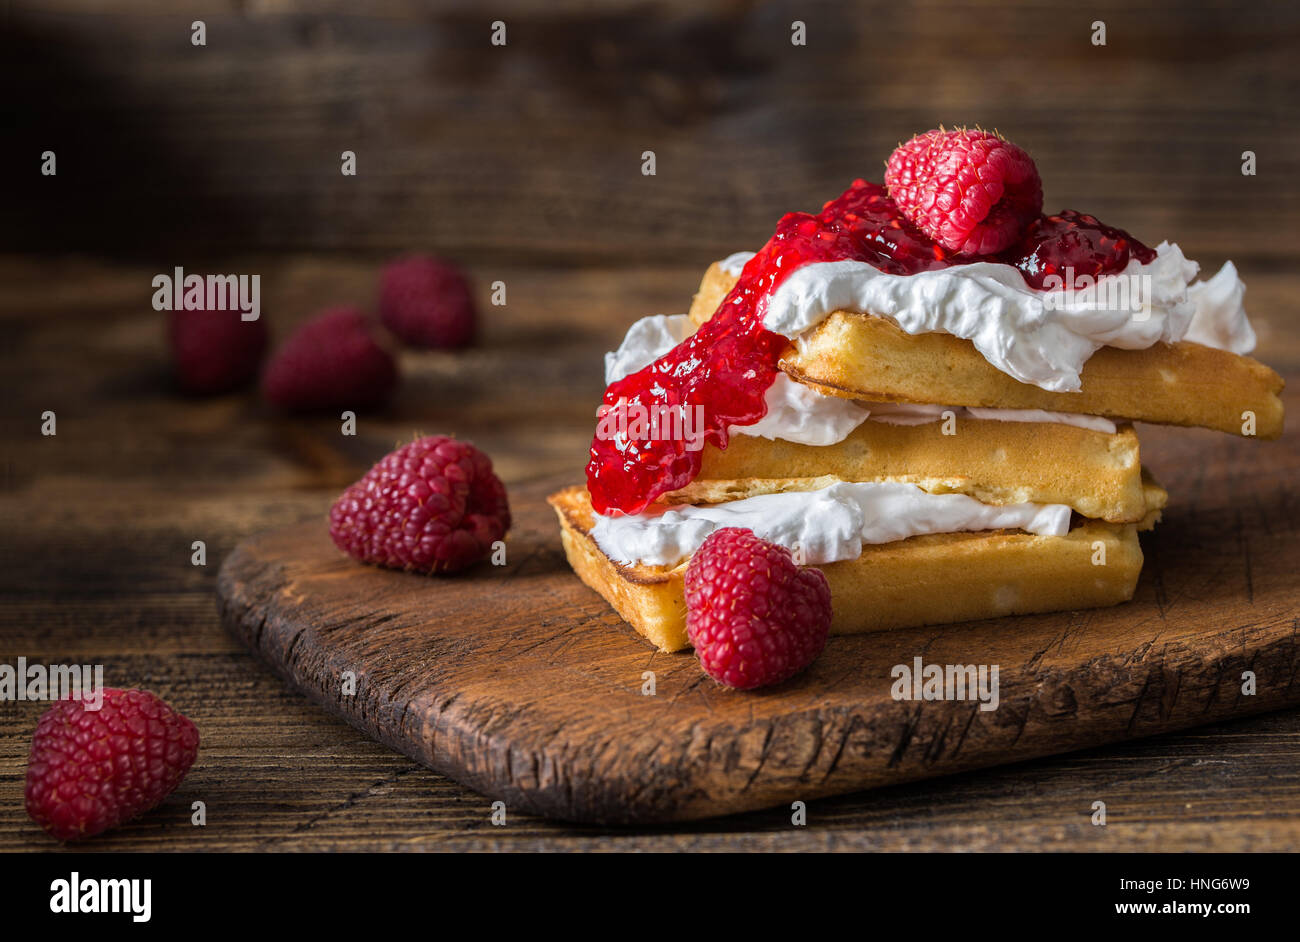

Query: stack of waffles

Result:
[550,172,1283,654]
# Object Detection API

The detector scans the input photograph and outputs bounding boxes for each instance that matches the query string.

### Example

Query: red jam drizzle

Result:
[586,181,1154,515]
[1010,210,1157,289]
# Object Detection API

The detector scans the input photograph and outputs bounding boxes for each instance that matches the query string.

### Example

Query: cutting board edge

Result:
[215,522,1300,825]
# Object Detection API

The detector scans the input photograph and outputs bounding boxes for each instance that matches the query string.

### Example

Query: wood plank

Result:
[2,256,1298,847]
[6,1,1298,263]
[215,402,1300,822]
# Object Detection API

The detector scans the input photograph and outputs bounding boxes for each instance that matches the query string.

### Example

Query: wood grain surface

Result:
[1,254,1296,847]
[7,0,1299,265]
[3,0,1300,849]
[214,435,1300,823]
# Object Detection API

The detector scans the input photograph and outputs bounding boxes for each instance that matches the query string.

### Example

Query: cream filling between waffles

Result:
[591,481,1072,568]
[604,313,1119,445]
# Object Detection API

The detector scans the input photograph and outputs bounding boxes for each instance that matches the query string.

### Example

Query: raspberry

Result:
[25,689,199,841]
[684,528,832,689]
[168,307,267,394]
[261,307,398,412]
[885,127,1043,255]
[379,255,476,349]
[330,435,510,573]
[1010,210,1157,289]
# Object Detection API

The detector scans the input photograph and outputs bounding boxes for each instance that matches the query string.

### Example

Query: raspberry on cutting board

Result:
[684,528,832,689]
[330,435,511,574]
[885,127,1043,256]
[25,689,200,841]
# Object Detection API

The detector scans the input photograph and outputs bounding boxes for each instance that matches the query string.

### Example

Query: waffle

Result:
[670,419,1149,522]
[690,261,1284,439]
[549,484,1156,653]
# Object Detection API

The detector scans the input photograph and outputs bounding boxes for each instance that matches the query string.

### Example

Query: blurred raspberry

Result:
[168,307,267,394]
[261,306,398,412]
[379,255,477,349]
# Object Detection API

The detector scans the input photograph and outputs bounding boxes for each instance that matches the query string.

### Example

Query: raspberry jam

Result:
[1010,210,1157,289]
[586,181,1154,515]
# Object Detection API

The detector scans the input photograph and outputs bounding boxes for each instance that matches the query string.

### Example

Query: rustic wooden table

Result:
[3,0,1298,851]
[1,255,1297,851]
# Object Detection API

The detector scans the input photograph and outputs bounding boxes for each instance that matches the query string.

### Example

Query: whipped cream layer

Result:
[591,481,1073,567]
[605,314,1116,443]
[866,401,1117,434]
[1184,261,1256,352]
[603,312,693,384]
[722,244,1256,392]
[741,373,873,444]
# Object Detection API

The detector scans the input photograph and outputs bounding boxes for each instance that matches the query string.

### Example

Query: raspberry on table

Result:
[168,307,267,395]
[684,528,832,689]
[261,306,398,412]
[885,127,1043,255]
[25,689,200,841]
[330,435,511,574]
[379,254,477,349]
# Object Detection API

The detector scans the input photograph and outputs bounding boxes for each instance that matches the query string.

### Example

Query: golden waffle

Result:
[670,419,1149,522]
[549,484,1155,653]
[690,262,1284,439]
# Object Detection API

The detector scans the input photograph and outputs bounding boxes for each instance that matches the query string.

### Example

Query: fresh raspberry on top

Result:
[261,306,398,412]
[25,688,200,841]
[885,127,1043,255]
[684,528,832,689]
[168,307,268,395]
[330,435,510,573]
[379,255,477,349]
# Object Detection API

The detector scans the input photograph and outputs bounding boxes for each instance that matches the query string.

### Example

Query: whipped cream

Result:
[739,373,871,445]
[604,313,693,385]
[1184,261,1256,353]
[740,243,1254,392]
[591,481,1073,567]
[867,401,1117,434]
[605,313,1116,442]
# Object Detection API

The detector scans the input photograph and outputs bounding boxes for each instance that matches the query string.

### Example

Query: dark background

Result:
[2,0,1298,850]
[7,0,1299,265]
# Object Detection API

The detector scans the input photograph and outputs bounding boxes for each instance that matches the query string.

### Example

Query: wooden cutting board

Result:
[216,422,1300,824]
